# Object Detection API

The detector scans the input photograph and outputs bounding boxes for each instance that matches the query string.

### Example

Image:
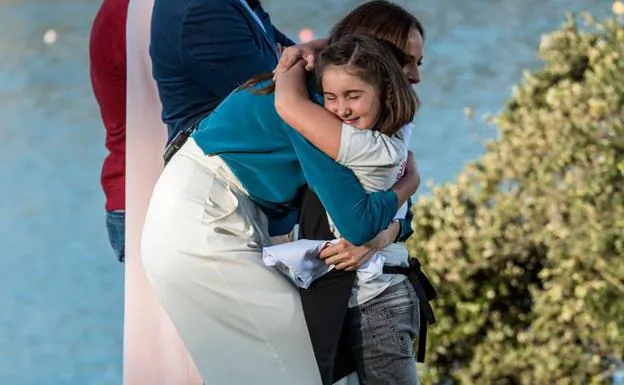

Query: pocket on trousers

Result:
[379,284,419,357]
[203,177,239,225]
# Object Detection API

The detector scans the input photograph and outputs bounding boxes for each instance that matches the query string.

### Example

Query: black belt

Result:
[163,126,195,164]
[382,258,437,363]
[163,110,212,164]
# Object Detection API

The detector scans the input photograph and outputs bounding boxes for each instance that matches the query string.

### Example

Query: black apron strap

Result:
[298,187,355,384]
[299,270,356,385]
[382,258,437,362]
[298,187,334,240]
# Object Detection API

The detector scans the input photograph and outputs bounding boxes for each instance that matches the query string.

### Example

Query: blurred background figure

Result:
[299,28,315,42]
[89,0,128,264]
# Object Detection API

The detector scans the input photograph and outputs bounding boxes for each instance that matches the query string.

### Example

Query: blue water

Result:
[0,0,609,384]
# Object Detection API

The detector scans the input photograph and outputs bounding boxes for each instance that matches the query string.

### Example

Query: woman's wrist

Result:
[386,219,401,245]
[367,219,400,251]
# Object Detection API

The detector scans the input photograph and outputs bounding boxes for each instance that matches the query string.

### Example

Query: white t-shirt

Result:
[330,122,414,307]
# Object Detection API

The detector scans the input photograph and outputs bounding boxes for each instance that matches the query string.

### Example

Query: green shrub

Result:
[408,14,624,384]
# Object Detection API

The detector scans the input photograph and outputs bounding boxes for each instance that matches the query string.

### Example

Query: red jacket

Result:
[89,0,129,211]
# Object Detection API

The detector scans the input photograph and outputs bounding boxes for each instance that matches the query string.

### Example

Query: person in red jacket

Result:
[89,0,129,262]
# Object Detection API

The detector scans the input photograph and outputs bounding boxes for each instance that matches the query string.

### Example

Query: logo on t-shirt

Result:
[397,160,407,181]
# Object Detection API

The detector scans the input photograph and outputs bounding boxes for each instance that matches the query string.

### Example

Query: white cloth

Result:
[263,239,386,289]
[141,138,322,385]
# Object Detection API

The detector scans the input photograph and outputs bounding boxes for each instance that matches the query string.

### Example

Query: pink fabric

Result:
[124,0,202,383]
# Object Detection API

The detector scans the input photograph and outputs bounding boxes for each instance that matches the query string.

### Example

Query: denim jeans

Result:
[345,279,420,385]
[106,210,125,263]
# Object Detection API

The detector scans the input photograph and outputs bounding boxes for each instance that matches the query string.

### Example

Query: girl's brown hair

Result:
[316,34,417,136]
[240,35,417,136]
[237,72,275,95]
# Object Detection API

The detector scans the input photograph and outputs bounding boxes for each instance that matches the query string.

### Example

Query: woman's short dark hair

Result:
[330,0,425,54]
[316,34,417,137]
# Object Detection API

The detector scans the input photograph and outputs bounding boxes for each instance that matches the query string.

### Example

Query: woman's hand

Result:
[319,220,401,271]
[404,151,419,183]
[274,39,328,75]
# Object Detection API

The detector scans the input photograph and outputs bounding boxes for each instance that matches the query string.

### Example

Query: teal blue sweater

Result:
[192,85,400,246]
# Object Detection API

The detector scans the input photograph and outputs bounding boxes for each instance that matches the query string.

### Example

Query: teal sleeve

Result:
[286,127,399,246]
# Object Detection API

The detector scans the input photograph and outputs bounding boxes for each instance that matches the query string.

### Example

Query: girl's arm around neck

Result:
[274,60,342,159]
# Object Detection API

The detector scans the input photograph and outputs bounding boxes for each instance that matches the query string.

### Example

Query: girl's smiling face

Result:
[321,64,381,130]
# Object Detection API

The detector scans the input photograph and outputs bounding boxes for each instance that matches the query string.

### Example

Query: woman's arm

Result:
[274,61,343,160]
[319,220,400,270]
[286,126,419,245]
[297,186,405,269]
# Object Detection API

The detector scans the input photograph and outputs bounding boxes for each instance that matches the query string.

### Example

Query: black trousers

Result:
[298,187,359,385]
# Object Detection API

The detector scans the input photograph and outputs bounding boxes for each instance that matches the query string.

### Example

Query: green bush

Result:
[408,14,624,385]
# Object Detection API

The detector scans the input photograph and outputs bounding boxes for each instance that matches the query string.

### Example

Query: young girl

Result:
[269,34,422,384]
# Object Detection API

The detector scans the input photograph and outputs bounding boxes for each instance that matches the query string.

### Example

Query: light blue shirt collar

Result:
[238,0,266,33]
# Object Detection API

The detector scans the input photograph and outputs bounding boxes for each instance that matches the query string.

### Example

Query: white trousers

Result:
[141,138,322,385]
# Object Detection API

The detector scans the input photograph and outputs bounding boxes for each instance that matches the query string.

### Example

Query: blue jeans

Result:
[345,280,420,385]
[106,210,125,263]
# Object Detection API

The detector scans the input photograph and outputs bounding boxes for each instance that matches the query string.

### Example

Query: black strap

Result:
[163,126,193,164]
[299,187,334,240]
[163,108,215,164]
[382,258,436,362]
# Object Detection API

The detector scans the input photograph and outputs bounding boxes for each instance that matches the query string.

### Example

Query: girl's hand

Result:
[273,58,307,83]
[273,39,328,76]
[277,45,315,73]
[319,221,400,271]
